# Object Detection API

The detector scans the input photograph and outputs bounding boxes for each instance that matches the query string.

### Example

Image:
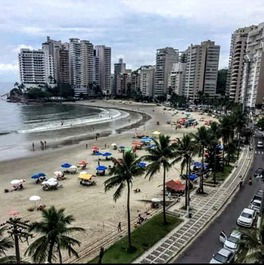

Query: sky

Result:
[0,0,264,83]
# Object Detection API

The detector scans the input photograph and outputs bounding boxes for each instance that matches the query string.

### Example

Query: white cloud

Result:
[12,44,34,53]
[0,63,18,72]
[121,0,264,28]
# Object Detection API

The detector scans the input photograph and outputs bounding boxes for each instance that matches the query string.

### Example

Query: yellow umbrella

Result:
[79,172,93,180]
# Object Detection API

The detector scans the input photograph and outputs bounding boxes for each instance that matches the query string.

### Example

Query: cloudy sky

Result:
[0,0,264,82]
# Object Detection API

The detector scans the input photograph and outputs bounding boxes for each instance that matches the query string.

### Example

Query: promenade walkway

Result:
[134,147,253,264]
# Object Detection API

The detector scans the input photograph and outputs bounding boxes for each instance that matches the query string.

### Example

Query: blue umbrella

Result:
[102,152,112,157]
[138,162,147,168]
[31,173,46,179]
[188,173,199,181]
[193,162,203,168]
[96,165,108,171]
[95,152,103,156]
[61,163,72,168]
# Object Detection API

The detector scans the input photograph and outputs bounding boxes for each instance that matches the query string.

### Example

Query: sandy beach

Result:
[0,100,217,262]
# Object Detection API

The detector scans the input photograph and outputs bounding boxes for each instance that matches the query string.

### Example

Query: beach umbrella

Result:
[8,210,20,217]
[96,165,107,171]
[31,174,41,179]
[111,143,117,146]
[102,152,112,157]
[138,162,147,168]
[188,173,199,181]
[10,179,23,186]
[29,195,41,209]
[152,131,161,136]
[78,160,87,165]
[95,151,103,156]
[38,173,46,177]
[61,163,72,168]
[79,172,93,180]
[151,198,162,203]
[193,162,203,168]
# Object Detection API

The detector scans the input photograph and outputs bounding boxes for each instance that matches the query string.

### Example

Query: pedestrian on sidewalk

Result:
[117,222,122,232]
[248,176,252,185]
[239,175,243,188]
[98,247,104,264]
[32,142,35,151]
[44,140,47,149]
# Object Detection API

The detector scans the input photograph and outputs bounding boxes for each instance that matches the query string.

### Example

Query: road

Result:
[174,136,264,264]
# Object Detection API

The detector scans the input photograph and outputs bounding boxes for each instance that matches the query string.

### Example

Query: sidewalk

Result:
[134,147,253,264]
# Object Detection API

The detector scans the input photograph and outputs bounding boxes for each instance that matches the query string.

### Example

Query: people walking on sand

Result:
[40,141,44,150]
[32,142,35,151]
[117,222,122,232]
[61,121,64,126]
[86,143,88,149]
[44,141,47,149]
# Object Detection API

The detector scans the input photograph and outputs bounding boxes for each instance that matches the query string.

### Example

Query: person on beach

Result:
[32,142,35,151]
[40,141,44,150]
[117,222,122,232]
[86,143,88,149]
[98,247,104,264]
[44,141,47,149]
[61,121,64,126]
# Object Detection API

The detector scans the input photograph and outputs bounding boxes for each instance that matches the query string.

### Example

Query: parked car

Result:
[249,199,262,214]
[253,189,264,202]
[219,230,242,253]
[237,208,256,228]
[257,141,263,148]
[209,248,234,264]
[254,168,264,178]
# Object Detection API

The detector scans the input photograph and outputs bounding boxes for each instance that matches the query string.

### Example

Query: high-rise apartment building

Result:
[184,40,220,100]
[114,58,126,96]
[139,65,155,97]
[168,62,186,96]
[58,44,70,85]
[154,47,179,96]
[241,23,264,109]
[18,49,46,87]
[226,26,256,102]
[95,45,111,95]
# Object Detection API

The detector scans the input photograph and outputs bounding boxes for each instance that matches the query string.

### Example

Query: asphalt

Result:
[173,135,264,264]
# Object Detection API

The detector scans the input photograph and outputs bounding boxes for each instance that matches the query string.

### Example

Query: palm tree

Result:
[0,226,16,264]
[236,219,264,263]
[104,151,144,250]
[191,126,211,194]
[142,134,178,225]
[173,134,197,214]
[25,206,84,264]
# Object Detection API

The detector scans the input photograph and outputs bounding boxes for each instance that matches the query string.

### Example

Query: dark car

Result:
[254,168,264,178]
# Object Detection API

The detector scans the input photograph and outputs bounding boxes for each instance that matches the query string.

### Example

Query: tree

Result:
[0,226,16,264]
[25,206,84,263]
[142,135,178,225]
[236,219,264,263]
[191,126,211,194]
[104,151,144,250]
[257,118,264,131]
[174,134,198,213]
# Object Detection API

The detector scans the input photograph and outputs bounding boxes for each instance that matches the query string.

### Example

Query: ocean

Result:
[0,83,132,161]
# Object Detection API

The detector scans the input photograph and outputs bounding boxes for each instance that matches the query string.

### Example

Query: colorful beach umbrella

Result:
[188,173,199,181]
[79,172,93,180]
[102,152,112,157]
[31,173,46,179]
[138,162,147,168]
[96,165,107,171]
[95,151,103,156]
[61,163,72,168]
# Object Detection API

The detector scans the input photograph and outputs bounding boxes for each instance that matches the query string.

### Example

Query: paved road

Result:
[174,141,264,264]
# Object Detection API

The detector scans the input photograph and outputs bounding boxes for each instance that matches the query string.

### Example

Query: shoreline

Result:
[0,100,217,262]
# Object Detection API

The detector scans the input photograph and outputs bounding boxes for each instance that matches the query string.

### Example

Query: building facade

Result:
[184,40,220,100]
[18,49,46,87]
[241,23,264,109]
[168,62,186,96]
[139,65,155,97]
[154,47,179,96]
[95,45,111,95]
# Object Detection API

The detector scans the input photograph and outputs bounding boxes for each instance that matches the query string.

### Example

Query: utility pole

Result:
[1,217,33,264]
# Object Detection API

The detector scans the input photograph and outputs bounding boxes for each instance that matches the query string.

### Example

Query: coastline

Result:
[0,100,217,262]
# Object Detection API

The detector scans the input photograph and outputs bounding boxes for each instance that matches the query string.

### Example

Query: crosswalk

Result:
[255,150,264,155]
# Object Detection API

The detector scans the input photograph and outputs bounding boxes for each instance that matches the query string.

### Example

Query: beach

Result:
[0,100,217,262]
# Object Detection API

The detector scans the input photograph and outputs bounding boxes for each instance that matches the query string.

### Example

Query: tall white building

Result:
[69,38,82,94]
[95,45,111,95]
[114,58,126,96]
[241,23,264,109]
[18,49,46,87]
[139,65,155,97]
[168,62,186,96]
[226,26,256,102]
[154,47,179,96]
[184,40,220,100]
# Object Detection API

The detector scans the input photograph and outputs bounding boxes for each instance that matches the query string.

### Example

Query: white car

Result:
[257,141,263,148]
[249,199,262,213]
[237,208,256,227]
[219,230,241,253]
[210,248,234,264]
